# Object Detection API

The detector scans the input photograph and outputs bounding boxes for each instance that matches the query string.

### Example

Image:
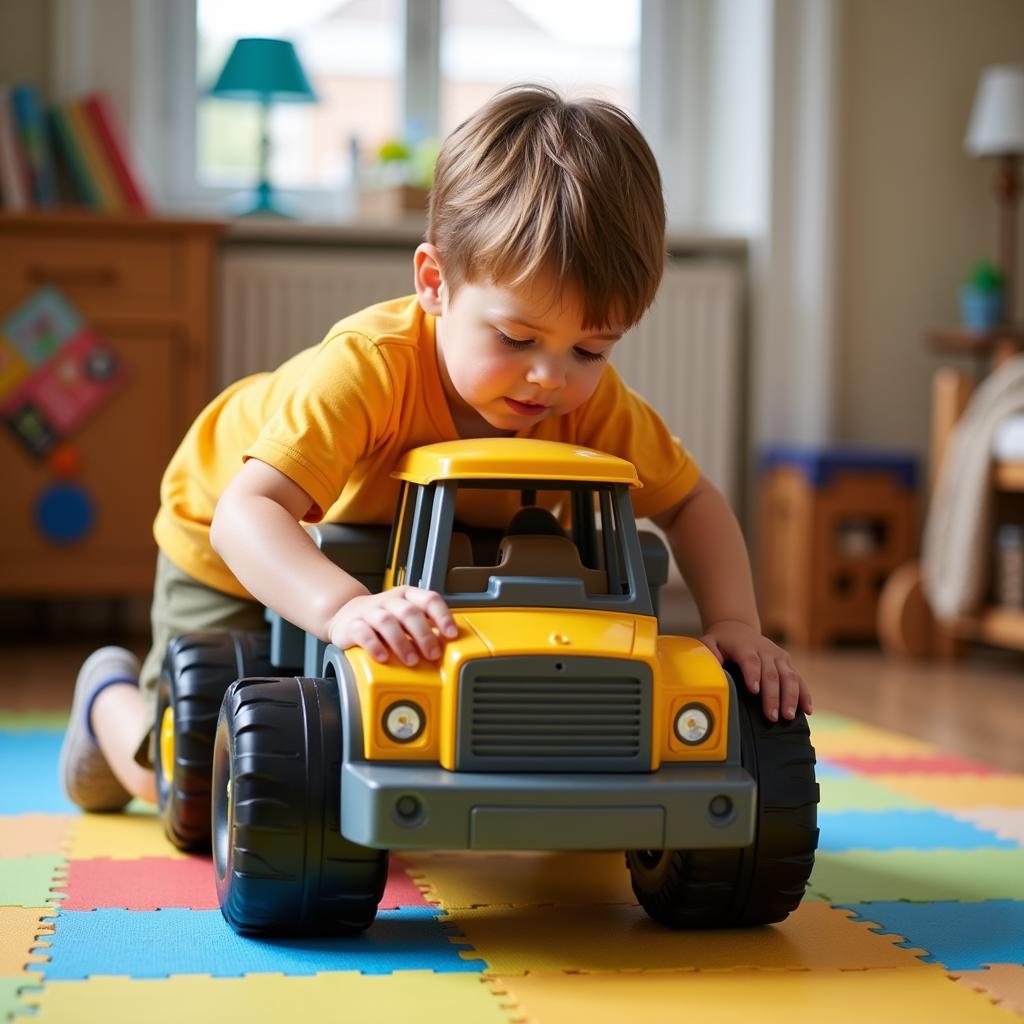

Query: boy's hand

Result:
[327,587,458,666]
[700,619,812,723]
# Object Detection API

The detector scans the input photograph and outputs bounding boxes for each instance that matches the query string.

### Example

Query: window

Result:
[195,0,403,192]
[439,0,640,136]
[167,0,642,213]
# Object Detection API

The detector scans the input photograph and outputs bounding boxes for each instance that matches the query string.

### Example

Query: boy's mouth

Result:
[504,397,547,416]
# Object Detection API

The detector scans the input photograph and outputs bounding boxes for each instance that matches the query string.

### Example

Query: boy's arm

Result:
[650,477,812,722]
[210,458,456,665]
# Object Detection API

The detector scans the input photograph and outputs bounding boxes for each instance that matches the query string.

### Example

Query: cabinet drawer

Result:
[0,234,178,317]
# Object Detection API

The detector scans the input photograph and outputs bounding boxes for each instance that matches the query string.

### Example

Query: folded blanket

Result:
[922,354,1024,620]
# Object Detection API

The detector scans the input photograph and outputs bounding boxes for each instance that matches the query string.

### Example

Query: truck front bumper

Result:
[340,762,756,850]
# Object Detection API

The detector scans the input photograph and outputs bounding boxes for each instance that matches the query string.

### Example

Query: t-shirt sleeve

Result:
[572,365,702,519]
[242,331,395,521]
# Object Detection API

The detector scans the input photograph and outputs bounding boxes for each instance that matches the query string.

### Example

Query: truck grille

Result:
[457,656,652,772]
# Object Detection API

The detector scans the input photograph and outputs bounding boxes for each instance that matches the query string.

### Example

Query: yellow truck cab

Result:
[157,438,818,937]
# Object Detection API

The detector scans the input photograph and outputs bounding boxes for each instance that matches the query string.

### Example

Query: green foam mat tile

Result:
[808,848,1024,903]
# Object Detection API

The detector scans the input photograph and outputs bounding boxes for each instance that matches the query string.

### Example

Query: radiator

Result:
[219,249,745,506]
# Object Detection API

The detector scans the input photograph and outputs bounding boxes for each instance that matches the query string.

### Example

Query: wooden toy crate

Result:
[758,448,918,648]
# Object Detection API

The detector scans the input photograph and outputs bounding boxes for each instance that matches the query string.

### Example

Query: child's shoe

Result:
[59,646,139,812]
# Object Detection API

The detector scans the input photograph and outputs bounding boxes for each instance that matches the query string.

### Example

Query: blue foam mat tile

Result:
[817,810,1018,851]
[33,908,487,979]
[836,900,1024,971]
[0,731,76,814]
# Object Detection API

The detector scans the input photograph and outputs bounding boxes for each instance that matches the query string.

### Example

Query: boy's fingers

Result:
[760,657,780,720]
[779,666,802,719]
[350,620,389,663]
[739,652,761,697]
[395,605,442,660]
[407,588,458,638]
[370,612,419,666]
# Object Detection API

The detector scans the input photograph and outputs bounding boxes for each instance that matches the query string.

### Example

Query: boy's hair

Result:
[427,84,666,330]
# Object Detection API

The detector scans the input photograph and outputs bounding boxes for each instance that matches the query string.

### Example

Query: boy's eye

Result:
[496,330,533,350]
[573,347,606,364]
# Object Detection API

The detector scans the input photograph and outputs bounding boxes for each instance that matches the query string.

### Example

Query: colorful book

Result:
[0,83,31,210]
[11,83,59,207]
[83,92,149,214]
[64,100,124,212]
[49,104,101,208]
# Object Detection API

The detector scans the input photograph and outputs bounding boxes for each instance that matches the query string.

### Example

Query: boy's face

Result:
[428,270,624,436]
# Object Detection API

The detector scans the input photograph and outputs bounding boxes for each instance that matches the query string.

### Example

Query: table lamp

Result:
[209,37,318,218]
[965,64,1024,324]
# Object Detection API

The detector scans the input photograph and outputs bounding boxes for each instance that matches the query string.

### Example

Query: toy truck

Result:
[155,438,818,935]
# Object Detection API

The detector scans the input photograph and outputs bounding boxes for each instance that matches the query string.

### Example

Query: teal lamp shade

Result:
[209,38,318,103]
[208,38,317,217]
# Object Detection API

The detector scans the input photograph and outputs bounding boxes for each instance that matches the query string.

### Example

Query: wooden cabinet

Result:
[0,212,223,597]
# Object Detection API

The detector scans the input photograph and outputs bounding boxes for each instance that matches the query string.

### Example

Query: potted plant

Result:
[960,261,1005,331]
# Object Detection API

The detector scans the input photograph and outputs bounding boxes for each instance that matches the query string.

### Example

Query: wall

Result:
[836,0,1024,458]
[0,0,50,88]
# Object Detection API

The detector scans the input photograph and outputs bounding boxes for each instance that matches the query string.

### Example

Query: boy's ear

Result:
[414,243,444,316]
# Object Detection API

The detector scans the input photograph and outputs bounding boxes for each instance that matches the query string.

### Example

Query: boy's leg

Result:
[61,552,264,813]
[58,646,141,812]
[91,682,157,803]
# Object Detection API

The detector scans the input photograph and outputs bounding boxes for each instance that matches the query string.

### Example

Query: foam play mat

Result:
[2,707,1023,1022]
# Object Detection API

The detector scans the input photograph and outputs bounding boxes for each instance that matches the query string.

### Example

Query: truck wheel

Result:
[213,675,388,935]
[626,670,819,927]
[155,631,283,852]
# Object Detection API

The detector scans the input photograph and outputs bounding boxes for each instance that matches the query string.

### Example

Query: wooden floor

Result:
[3,625,1023,772]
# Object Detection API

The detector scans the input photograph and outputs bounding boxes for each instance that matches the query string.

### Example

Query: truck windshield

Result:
[440,482,631,605]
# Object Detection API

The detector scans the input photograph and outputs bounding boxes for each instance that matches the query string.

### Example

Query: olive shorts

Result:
[134,551,266,768]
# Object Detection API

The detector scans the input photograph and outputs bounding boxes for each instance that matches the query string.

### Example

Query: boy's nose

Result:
[526,359,565,389]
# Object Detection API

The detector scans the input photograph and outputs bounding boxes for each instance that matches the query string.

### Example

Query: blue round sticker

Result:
[36,482,95,544]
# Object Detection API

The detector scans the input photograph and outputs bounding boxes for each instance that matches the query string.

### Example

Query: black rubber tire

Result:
[626,667,819,928]
[155,631,283,852]
[213,675,388,936]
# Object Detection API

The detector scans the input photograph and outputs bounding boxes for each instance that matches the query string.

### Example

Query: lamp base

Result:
[229,182,298,219]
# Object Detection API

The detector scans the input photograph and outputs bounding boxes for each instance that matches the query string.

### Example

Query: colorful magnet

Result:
[3,286,82,366]
[35,482,94,544]
[4,400,57,457]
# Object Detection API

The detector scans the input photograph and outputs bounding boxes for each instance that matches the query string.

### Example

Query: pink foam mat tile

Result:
[951,809,1024,847]
[826,754,1000,775]
[53,856,431,911]
[951,964,1024,1016]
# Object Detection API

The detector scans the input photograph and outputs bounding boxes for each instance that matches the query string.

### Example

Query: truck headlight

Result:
[674,703,712,745]
[383,701,425,743]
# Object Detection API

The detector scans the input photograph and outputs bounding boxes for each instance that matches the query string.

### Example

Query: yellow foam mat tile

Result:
[21,972,517,1024]
[869,774,1024,810]
[488,967,1009,1023]
[65,806,188,860]
[952,964,1024,1016]
[444,901,928,975]
[0,907,56,973]
[811,726,937,758]
[0,815,74,857]
[399,851,637,908]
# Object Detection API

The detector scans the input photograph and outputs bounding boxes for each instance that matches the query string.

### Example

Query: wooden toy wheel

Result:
[877,561,937,658]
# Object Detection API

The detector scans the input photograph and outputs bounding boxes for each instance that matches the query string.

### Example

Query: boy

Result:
[61,84,812,813]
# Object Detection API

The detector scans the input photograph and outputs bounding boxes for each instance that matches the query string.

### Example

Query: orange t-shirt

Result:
[153,295,701,597]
